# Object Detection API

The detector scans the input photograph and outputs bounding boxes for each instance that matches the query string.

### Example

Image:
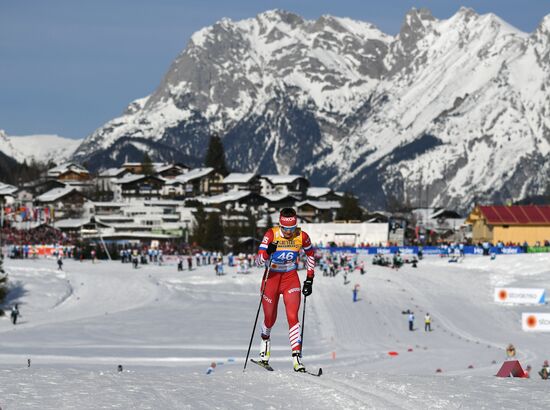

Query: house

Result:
[121,161,165,175]
[296,200,341,223]
[20,179,66,197]
[47,163,90,181]
[259,175,309,199]
[154,164,189,179]
[0,182,17,205]
[96,168,130,192]
[222,173,261,193]
[306,187,343,202]
[36,187,88,218]
[197,190,268,212]
[112,174,166,201]
[263,193,300,210]
[465,205,550,246]
[169,167,224,197]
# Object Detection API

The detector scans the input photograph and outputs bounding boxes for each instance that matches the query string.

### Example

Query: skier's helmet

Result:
[279,208,297,238]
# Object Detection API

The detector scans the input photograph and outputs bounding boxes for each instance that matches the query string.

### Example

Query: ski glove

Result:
[266,241,278,255]
[302,277,313,297]
[255,253,266,267]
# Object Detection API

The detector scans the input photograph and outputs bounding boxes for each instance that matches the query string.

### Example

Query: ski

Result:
[305,368,323,377]
[250,359,274,371]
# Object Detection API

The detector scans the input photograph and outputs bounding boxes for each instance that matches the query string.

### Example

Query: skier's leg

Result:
[281,271,306,372]
[259,273,281,363]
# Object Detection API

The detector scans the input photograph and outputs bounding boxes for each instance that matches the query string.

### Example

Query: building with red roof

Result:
[466,205,550,245]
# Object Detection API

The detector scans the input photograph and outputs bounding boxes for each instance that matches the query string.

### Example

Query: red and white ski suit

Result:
[257,226,315,352]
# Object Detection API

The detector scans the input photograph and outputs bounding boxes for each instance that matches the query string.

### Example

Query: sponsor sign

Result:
[495,287,546,305]
[522,313,550,332]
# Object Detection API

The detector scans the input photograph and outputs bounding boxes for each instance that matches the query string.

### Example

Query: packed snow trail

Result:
[0,255,549,409]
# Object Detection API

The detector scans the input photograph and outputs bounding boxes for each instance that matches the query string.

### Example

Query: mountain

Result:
[0,130,82,165]
[72,8,550,212]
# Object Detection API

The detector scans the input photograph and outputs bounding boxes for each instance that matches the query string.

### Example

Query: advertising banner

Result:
[495,288,546,305]
[522,313,550,332]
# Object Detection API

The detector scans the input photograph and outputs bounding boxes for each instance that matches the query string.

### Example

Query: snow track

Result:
[1,255,550,408]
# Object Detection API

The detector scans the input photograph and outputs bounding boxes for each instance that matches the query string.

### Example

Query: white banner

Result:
[494,288,546,305]
[522,313,550,332]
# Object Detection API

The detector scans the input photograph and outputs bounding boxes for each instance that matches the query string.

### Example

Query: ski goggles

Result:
[280,225,296,234]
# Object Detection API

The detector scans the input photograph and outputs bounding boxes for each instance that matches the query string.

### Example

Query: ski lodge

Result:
[465,205,550,245]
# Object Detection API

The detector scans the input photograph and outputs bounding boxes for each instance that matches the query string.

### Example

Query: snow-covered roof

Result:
[173,167,215,184]
[198,190,255,205]
[261,174,305,185]
[0,182,18,196]
[113,174,165,185]
[54,218,90,229]
[223,173,257,184]
[307,187,332,198]
[296,200,341,210]
[37,187,79,202]
[98,168,127,178]
[263,193,299,202]
[47,163,89,176]
[154,164,186,174]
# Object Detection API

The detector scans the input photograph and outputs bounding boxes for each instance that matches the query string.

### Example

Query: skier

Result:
[11,304,20,325]
[57,256,63,270]
[255,208,315,372]
[539,360,549,380]
[352,284,359,302]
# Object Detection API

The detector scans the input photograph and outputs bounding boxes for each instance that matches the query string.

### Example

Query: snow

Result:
[223,173,256,184]
[0,130,82,164]
[1,254,550,408]
[173,168,214,184]
[36,187,77,203]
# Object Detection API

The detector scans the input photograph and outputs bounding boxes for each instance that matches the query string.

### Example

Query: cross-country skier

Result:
[255,208,315,372]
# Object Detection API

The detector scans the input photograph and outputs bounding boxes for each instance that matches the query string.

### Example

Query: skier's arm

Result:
[301,231,315,278]
[256,229,275,266]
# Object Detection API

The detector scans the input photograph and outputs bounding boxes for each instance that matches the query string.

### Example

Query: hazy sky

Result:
[1,0,548,139]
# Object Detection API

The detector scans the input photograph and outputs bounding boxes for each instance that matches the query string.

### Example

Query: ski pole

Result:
[243,256,273,372]
[300,295,307,357]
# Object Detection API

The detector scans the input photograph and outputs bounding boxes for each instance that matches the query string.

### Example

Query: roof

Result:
[98,168,127,177]
[54,218,90,229]
[296,200,342,210]
[261,174,305,185]
[173,167,215,184]
[0,182,17,196]
[198,190,257,205]
[113,174,164,185]
[223,173,256,184]
[154,164,186,174]
[476,205,550,225]
[37,187,80,202]
[47,163,89,176]
[263,193,299,202]
[307,187,332,198]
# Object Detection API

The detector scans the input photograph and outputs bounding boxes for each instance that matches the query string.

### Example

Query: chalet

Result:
[0,182,17,205]
[198,190,268,212]
[296,200,341,223]
[121,161,165,175]
[96,168,130,192]
[306,187,343,202]
[113,174,166,201]
[154,164,189,179]
[259,175,309,199]
[47,163,90,181]
[169,167,224,197]
[222,173,261,193]
[466,205,550,246]
[264,193,299,210]
[36,187,87,218]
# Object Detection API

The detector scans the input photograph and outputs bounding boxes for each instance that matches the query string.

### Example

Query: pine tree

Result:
[204,212,225,251]
[191,205,207,246]
[336,193,364,221]
[141,153,154,176]
[204,133,229,176]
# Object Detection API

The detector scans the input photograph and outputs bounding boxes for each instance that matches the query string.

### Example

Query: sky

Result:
[1,0,549,139]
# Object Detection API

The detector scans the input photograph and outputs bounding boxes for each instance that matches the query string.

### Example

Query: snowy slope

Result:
[72,7,550,211]
[1,254,550,408]
[0,129,82,164]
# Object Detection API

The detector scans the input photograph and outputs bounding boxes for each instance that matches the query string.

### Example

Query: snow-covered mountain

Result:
[0,129,81,165]
[72,8,550,211]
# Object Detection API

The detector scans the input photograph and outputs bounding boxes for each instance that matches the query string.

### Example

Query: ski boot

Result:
[259,338,271,365]
[292,351,306,373]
